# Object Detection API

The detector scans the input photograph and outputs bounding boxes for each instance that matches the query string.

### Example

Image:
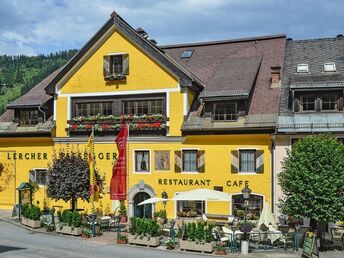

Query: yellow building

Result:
[0,11,286,220]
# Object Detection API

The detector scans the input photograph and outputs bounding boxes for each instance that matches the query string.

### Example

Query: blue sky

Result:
[0,0,343,55]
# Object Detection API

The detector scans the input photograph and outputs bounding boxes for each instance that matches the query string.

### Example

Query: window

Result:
[213,102,237,121]
[181,50,193,59]
[177,200,205,217]
[322,95,337,110]
[135,150,150,172]
[232,194,263,219]
[123,99,164,115]
[301,95,316,111]
[324,62,336,72]
[214,186,223,192]
[29,169,47,186]
[297,64,309,73]
[182,150,198,172]
[239,150,256,173]
[103,53,129,80]
[20,109,39,126]
[75,102,112,116]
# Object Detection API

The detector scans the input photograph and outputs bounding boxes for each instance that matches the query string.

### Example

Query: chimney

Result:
[149,39,157,45]
[271,66,281,83]
[135,27,148,39]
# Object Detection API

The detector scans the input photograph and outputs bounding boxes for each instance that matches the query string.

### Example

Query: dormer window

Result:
[324,62,336,72]
[20,109,39,126]
[213,102,237,121]
[103,53,129,81]
[297,64,309,73]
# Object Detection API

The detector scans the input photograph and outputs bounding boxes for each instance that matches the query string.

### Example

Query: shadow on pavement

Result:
[0,245,26,253]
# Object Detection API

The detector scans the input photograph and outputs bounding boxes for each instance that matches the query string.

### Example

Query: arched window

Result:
[232,194,263,220]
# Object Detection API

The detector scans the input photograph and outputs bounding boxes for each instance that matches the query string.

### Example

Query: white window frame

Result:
[237,148,258,174]
[31,168,48,186]
[230,192,265,215]
[133,149,151,174]
[181,148,199,174]
[297,64,309,73]
[324,62,336,72]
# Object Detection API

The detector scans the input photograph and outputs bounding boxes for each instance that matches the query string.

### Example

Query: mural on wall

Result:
[154,151,170,171]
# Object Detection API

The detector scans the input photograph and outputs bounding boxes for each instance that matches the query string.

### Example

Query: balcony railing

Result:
[66,114,168,136]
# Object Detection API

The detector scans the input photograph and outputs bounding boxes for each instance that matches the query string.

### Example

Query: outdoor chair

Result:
[331,227,344,251]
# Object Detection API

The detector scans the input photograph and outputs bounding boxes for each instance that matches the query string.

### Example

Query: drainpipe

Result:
[271,133,276,214]
[38,106,46,122]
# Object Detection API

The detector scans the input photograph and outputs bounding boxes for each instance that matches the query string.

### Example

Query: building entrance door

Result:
[133,192,152,218]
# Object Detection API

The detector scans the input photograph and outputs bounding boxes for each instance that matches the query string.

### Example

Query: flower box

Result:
[56,224,82,236]
[179,240,214,253]
[21,218,41,228]
[128,234,160,247]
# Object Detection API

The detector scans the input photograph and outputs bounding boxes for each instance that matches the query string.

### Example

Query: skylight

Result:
[324,62,336,72]
[297,64,309,73]
[181,50,193,59]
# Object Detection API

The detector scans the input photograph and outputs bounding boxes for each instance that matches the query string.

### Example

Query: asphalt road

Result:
[0,220,212,258]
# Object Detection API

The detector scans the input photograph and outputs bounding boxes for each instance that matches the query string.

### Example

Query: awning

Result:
[137,197,168,206]
[171,188,231,201]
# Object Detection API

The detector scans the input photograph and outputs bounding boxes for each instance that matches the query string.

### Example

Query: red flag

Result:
[110,125,128,200]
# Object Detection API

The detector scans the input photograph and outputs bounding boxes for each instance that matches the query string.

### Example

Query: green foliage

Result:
[185,222,214,243]
[153,209,167,220]
[129,217,160,238]
[21,204,41,220]
[118,201,127,217]
[46,147,105,209]
[60,210,82,227]
[278,135,344,222]
[0,50,78,114]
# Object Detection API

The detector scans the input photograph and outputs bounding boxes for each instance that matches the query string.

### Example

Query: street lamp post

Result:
[241,186,251,255]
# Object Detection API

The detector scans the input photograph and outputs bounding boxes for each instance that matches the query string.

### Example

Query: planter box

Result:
[21,218,41,228]
[128,234,160,247]
[179,240,214,253]
[56,224,82,236]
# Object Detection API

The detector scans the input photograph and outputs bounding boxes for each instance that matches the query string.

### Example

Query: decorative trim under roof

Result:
[290,81,344,89]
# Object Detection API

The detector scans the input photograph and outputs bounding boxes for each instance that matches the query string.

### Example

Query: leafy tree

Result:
[46,147,105,210]
[0,162,14,193]
[278,135,344,247]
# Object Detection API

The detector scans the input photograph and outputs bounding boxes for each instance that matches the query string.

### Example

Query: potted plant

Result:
[118,201,127,223]
[239,222,253,255]
[56,210,83,236]
[214,244,226,255]
[21,204,42,228]
[153,209,167,224]
[128,217,160,247]
[165,239,175,250]
[179,221,215,253]
[117,234,128,244]
[82,228,91,238]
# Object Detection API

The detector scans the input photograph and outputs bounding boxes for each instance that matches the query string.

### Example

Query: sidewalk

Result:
[1,209,343,258]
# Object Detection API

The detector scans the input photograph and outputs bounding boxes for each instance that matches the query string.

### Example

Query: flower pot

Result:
[120,216,127,223]
[116,239,127,244]
[179,240,214,253]
[21,218,41,228]
[82,233,91,238]
[241,240,249,255]
[128,234,160,247]
[56,224,82,236]
[214,250,226,255]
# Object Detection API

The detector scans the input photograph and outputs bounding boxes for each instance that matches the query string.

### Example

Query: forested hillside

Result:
[0,49,78,114]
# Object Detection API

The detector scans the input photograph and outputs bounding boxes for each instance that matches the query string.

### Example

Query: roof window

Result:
[297,64,309,73]
[324,62,336,72]
[181,50,193,59]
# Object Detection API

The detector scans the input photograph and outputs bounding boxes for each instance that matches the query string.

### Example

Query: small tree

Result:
[0,162,14,193]
[46,148,105,210]
[278,135,344,247]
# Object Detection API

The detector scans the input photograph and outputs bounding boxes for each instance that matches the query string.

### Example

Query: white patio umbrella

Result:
[257,201,276,228]
[172,188,231,201]
[137,197,168,206]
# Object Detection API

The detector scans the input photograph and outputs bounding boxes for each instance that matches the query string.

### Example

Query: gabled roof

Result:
[164,34,286,116]
[45,11,204,95]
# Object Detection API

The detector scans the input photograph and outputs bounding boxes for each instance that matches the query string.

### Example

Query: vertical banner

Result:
[87,130,98,202]
[110,125,128,200]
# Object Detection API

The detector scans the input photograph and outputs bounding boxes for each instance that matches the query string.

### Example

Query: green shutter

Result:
[197,150,205,173]
[29,170,35,184]
[256,150,264,173]
[231,150,239,173]
[122,54,129,75]
[103,56,110,77]
[174,151,181,173]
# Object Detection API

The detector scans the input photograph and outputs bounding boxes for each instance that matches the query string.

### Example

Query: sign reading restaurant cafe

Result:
[158,178,249,188]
